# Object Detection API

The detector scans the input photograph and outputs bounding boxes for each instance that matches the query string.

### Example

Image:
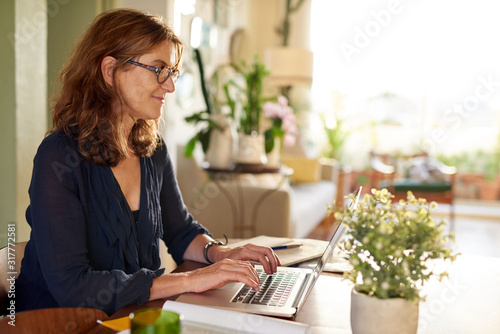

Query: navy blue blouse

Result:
[16,131,209,315]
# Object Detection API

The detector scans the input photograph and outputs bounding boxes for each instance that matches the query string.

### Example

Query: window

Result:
[310,0,500,167]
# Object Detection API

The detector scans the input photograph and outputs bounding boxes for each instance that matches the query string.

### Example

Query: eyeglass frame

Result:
[126,60,180,84]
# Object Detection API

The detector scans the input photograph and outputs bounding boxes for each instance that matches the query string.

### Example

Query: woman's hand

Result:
[149,258,261,301]
[150,238,282,301]
[186,258,261,293]
[211,243,281,275]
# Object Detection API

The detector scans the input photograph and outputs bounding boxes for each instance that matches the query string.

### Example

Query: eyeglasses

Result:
[127,60,180,84]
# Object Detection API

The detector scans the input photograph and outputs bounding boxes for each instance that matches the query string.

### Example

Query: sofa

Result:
[176,147,338,239]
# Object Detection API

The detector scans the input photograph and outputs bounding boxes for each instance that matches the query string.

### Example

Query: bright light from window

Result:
[310,0,500,156]
[190,16,203,48]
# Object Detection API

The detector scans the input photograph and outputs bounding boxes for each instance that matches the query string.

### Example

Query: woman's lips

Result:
[152,96,165,104]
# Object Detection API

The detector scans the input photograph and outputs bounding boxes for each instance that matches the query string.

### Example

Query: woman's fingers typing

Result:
[187,258,261,293]
[220,243,281,274]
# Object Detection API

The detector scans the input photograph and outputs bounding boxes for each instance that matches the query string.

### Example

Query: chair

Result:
[0,307,108,333]
[370,151,457,231]
[1,242,108,333]
[0,241,27,315]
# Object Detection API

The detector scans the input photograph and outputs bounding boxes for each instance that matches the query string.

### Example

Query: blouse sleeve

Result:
[27,135,163,315]
[154,142,210,264]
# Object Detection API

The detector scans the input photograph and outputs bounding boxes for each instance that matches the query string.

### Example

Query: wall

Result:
[15,0,49,244]
[0,0,48,247]
[0,0,17,247]
[0,0,100,247]
[47,0,101,127]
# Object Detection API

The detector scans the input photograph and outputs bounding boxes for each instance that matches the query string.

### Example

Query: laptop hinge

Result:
[291,273,312,309]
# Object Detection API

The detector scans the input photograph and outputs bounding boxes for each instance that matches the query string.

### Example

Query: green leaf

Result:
[264,129,275,153]
[199,128,212,153]
[184,134,199,157]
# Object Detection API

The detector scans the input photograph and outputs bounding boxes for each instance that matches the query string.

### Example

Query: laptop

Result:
[176,187,361,318]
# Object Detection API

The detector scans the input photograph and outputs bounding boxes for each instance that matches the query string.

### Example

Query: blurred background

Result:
[1,0,499,255]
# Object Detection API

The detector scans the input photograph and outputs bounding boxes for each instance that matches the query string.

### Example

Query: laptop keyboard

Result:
[231,270,299,307]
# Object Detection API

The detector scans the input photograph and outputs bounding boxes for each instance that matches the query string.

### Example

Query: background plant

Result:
[332,189,458,301]
[320,91,350,163]
[263,95,298,153]
[184,51,236,157]
[229,55,271,135]
[184,49,219,157]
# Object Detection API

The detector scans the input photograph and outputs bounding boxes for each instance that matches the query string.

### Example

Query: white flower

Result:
[381,281,390,290]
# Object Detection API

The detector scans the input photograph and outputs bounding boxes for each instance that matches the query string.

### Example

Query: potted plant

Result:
[476,131,500,200]
[477,150,500,201]
[184,50,236,168]
[332,188,458,334]
[229,55,272,165]
[262,95,298,167]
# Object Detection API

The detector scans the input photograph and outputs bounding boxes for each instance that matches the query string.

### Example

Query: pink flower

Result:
[284,133,296,147]
[263,95,298,147]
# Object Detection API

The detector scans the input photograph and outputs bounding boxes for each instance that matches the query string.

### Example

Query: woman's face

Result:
[115,40,178,124]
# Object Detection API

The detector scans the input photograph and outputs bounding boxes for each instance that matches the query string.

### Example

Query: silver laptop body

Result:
[176,188,361,318]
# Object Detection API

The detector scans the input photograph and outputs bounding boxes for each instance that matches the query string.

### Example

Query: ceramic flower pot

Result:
[204,114,235,169]
[235,132,267,165]
[350,288,419,334]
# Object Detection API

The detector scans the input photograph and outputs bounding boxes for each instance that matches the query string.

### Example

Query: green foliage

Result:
[332,189,458,301]
[183,111,220,157]
[230,55,271,135]
[264,119,285,153]
[321,114,349,162]
[437,150,500,181]
[195,49,214,114]
[184,50,234,158]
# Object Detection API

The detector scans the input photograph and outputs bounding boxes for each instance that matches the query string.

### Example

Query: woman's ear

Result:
[101,56,117,86]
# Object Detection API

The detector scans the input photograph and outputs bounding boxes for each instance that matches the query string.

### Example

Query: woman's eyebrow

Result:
[151,58,174,68]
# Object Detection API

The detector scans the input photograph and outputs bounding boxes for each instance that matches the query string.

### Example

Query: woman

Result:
[17,8,280,315]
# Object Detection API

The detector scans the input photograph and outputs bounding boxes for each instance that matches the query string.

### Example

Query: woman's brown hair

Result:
[50,8,183,166]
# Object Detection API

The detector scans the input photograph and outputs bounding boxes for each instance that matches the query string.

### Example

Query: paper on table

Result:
[97,317,129,331]
[298,247,353,273]
[228,235,329,267]
[163,300,311,334]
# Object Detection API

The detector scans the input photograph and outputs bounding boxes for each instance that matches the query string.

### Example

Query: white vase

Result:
[235,132,267,165]
[265,137,281,169]
[204,114,234,169]
[350,288,419,334]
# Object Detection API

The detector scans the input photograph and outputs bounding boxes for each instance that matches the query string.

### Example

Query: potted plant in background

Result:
[477,149,500,201]
[262,95,299,168]
[476,131,500,201]
[184,49,236,169]
[229,55,272,165]
[332,189,458,334]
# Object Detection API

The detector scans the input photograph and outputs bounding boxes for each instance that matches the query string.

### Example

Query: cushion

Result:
[281,155,321,183]
[380,179,452,193]
[402,157,446,182]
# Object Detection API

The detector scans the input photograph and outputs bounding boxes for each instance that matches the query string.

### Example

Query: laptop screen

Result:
[309,187,362,290]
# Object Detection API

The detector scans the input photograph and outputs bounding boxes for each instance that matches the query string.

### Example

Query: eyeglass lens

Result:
[159,68,179,84]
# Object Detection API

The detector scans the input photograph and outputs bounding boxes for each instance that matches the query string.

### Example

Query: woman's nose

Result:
[160,77,175,93]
